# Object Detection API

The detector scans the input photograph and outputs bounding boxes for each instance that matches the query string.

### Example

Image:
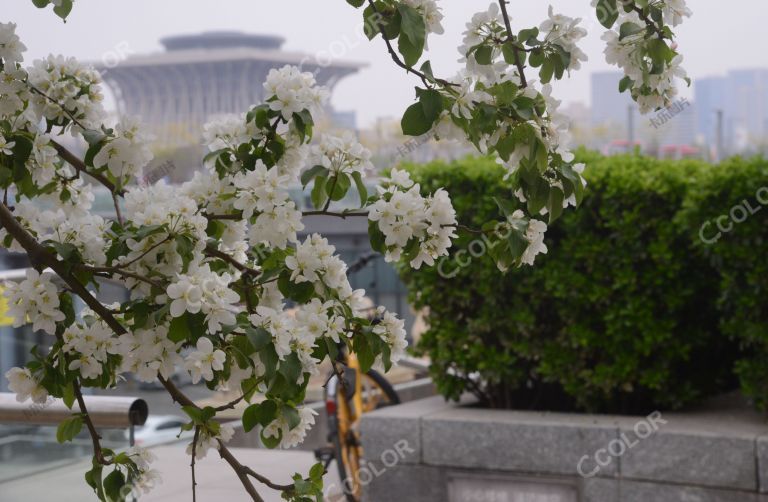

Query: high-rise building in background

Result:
[694,76,727,149]
[696,69,768,157]
[590,71,699,157]
[99,32,363,148]
[590,71,636,131]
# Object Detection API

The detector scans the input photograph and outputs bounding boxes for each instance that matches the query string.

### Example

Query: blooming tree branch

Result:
[3,0,692,499]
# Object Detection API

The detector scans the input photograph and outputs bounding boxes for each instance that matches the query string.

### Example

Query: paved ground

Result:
[0,444,343,502]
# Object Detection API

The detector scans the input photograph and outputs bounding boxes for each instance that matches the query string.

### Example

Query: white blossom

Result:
[0,133,14,155]
[262,406,317,449]
[263,66,328,121]
[2,269,65,335]
[5,367,48,404]
[309,132,373,176]
[186,422,234,460]
[184,337,227,384]
[92,117,154,183]
[117,326,183,383]
[369,169,457,268]
[27,54,105,129]
[0,22,26,66]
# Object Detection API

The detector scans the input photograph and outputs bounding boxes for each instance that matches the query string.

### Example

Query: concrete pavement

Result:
[0,444,343,502]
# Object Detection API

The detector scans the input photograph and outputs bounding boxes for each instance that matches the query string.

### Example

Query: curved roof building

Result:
[99,32,363,147]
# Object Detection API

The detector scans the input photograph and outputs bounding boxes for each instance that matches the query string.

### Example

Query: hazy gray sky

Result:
[7,1,768,127]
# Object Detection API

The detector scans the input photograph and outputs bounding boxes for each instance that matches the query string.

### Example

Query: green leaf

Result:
[277,272,315,303]
[356,335,376,373]
[134,224,166,240]
[517,27,540,44]
[419,60,436,82]
[10,134,33,170]
[401,102,431,136]
[310,462,325,481]
[596,0,619,28]
[325,174,352,201]
[539,59,555,84]
[351,171,368,207]
[282,405,301,430]
[619,22,644,40]
[508,227,530,262]
[62,381,76,409]
[260,428,282,449]
[182,406,203,423]
[396,4,426,66]
[301,165,328,188]
[548,185,565,224]
[310,175,328,209]
[528,48,545,68]
[103,470,126,502]
[291,110,314,143]
[56,415,83,443]
[502,42,519,65]
[619,76,634,93]
[494,197,517,218]
[647,39,674,66]
[279,353,303,385]
[346,0,365,6]
[168,315,188,343]
[418,88,443,123]
[474,45,493,65]
[84,462,104,500]
[243,400,278,432]
[53,0,73,19]
[368,220,386,252]
[246,326,272,351]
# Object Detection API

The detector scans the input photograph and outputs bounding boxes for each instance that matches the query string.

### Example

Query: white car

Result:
[127,415,193,447]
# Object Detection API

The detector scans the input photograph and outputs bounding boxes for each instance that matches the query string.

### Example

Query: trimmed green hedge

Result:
[679,157,768,410]
[399,153,766,413]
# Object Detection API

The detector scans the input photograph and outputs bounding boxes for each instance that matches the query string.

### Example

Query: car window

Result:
[156,421,183,430]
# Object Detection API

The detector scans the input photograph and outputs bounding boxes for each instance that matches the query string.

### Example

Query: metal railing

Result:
[0,393,148,444]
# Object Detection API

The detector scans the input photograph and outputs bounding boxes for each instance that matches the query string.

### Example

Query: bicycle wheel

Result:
[328,369,399,502]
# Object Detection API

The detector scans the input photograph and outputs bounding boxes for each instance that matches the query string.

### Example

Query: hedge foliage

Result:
[679,158,768,410]
[399,153,767,413]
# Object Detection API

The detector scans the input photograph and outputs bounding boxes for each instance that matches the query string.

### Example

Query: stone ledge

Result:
[757,435,768,493]
[618,479,768,502]
[359,395,460,465]
[620,429,757,490]
[421,411,618,477]
[360,395,768,501]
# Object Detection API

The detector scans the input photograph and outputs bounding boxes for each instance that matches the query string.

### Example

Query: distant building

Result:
[696,69,768,156]
[591,71,698,154]
[99,32,363,147]
[590,71,637,132]
[695,76,727,148]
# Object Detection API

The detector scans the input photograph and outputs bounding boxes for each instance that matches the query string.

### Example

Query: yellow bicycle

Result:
[321,346,399,502]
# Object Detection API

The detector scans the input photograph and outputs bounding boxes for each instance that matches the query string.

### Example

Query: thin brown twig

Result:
[365,0,458,89]
[49,140,124,196]
[115,235,172,269]
[212,382,260,412]
[0,202,127,336]
[191,426,199,502]
[204,213,242,221]
[73,379,114,465]
[205,245,260,277]
[80,265,164,290]
[498,0,528,88]
[112,192,124,225]
[159,375,282,502]
[632,4,666,39]
[302,210,368,218]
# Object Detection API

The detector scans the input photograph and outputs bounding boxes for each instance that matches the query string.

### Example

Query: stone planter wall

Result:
[360,395,768,501]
